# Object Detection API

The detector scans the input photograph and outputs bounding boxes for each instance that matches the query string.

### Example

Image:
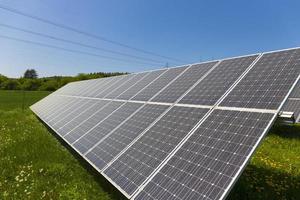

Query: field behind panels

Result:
[0,90,299,200]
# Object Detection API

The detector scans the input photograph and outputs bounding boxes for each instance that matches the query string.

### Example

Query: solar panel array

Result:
[31,47,300,200]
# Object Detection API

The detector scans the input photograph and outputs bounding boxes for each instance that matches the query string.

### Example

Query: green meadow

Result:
[0,90,299,199]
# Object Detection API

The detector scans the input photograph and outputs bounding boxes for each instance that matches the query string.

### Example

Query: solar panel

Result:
[95,75,131,98]
[64,101,124,143]
[134,109,274,200]
[81,77,114,97]
[288,80,300,97]
[132,66,188,101]
[179,55,258,105]
[52,99,97,130]
[103,106,209,196]
[118,69,167,100]
[30,47,300,200]
[85,104,170,170]
[151,62,218,103]
[73,102,143,154]
[105,73,148,99]
[47,98,87,126]
[58,100,110,136]
[220,49,300,109]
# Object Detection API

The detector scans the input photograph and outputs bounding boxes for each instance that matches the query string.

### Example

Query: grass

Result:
[0,90,299,199]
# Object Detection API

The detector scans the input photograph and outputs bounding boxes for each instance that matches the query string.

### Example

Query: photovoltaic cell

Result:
[85,77,115,97]
[85,104,170,170]
[42,97,76,121]
[135,109,274,200]
[179,55,258,105]
[151,62,218,103]
[51,99,97,130]
[103,106,209,196]
[221,49,300,109]
[105,73,148,99]
[73,102,143,154]
[58,100,109,136]
[47,98,87,126]
[132,66,188,101]
[117,69,166,100]
[288,80,300,98]
[64,101,124,144]
[95,75,131,98]
[80,78,111,97]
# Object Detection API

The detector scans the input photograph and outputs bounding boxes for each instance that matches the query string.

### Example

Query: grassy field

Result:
[0,90,299,200]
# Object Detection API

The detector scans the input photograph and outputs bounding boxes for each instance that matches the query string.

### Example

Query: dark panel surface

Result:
[47,98,87,127]
[95,75,131,98]
[221,49,300,109]
[179,55,258,105]
[135,109,274,200]
[132,66,188,101]
[151,62,218,103]
[105,73,147,99]
[117,69,167,100]
[73,102,143,154]
[86,104,170,170]
[288,79,300,98]
[103,106,209,196]
[81,77,113,97]
[58,100,109,136]
[64,101,124,144]
[52,99,97,130]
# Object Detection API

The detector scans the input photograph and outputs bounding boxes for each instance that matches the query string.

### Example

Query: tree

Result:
[24,69,38,79]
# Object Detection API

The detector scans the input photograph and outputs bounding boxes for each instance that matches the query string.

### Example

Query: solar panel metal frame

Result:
[30,46,300,200]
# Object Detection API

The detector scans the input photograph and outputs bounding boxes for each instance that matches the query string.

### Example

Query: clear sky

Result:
[0,0,300,78]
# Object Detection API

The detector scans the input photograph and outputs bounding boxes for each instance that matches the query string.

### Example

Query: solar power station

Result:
[31,47,300,200]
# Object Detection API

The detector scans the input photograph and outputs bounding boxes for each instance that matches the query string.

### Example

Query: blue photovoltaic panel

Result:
[151,62,218,103]
[85,104,170,170]
[135,109,274,200]
[117,69,166,100]
[221,49,300,109]
[73,102,143,154]
[103,106,209,196]
[132,66,188,101]
[179,55,258,105]
[63,101,124,144]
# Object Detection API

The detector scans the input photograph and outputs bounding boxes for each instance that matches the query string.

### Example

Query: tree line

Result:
[0,69,127,91]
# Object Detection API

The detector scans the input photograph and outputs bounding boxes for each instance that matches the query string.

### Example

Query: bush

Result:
[38,80,58,91]
[22,79,41,91]
[1,79,21,90]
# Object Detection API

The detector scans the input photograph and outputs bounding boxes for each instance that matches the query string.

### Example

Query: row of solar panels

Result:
[31,47,300,200]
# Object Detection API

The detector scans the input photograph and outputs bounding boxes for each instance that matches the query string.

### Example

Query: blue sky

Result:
[0,0,300,77]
